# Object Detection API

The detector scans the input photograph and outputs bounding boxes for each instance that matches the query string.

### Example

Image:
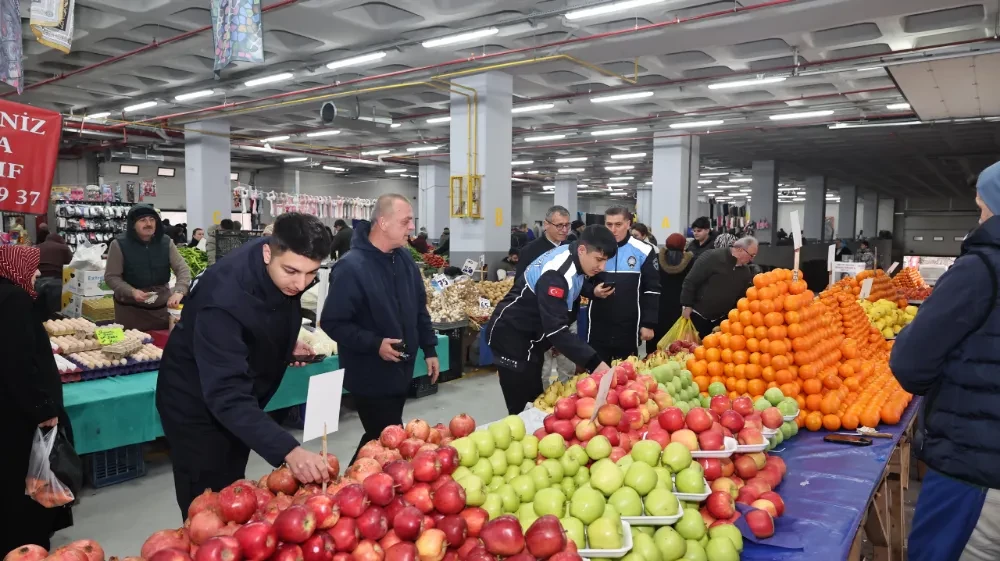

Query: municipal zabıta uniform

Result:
[486,243,603,414]
[586,236,659,362]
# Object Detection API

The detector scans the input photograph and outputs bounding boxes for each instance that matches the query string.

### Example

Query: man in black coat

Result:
[513,205,572,280]
[156,213,334,519]
[331,219,353,260]
[321,194,440,462]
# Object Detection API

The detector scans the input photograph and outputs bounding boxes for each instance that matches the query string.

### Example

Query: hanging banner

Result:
[0,0,23,93]
[0,99,63,214]
[30,0,76,54]
[211,0,265,73]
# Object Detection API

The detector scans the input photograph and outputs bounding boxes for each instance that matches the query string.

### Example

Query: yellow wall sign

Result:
[95,327,125,346]
[495,208,503,227]
[212,211,222,225]
[661,217,670,229]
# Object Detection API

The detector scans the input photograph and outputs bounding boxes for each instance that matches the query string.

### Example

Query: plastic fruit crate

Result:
[87,444,146,488]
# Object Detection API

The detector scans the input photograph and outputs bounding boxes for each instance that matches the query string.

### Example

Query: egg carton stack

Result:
[64,343,164,383]
[44,318,98,337]
[55,354,83,383]
[51,336,102,354]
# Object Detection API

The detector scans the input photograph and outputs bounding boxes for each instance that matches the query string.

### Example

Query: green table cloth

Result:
[63,335,449,454]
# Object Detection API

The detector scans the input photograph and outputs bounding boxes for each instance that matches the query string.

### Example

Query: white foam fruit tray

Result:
[578,520,634,559]
[690,436,737,459]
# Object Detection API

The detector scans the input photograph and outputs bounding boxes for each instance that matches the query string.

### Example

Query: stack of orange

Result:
[819,284,889,360]
[893,267,933,300]
[856,269,907,306]
[835,345,911,430]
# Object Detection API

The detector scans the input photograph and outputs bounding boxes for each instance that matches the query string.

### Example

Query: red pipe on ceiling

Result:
[1,0,303,99]
[115,0,798,128]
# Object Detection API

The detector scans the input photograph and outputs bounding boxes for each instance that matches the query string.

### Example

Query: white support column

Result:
[185,120,232,230]
[521,190,532,225]
[861,191,878,239]
[651,136,699,243]
[838,185,858,238]
[554,178,577,219]
[418,159,451,238]
[636,185,652,227]
[803,176,827,241]
[449,72,513,271]
[751,160,779,245]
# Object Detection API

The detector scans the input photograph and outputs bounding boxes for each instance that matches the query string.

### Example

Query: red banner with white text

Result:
[0,100,63,215]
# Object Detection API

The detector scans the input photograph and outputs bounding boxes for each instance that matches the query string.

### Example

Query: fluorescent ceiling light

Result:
[84,112,110,120]
[525,134,566,142]
[511,177,531,182]
[716,185,737,189]
[244,72,293,87]
[512,160,534,165]
[714,196,732,200]
[739,188,753,193]
[829,120,922,129]
[697,179,712,184]
[607,182,628,187]
[614,176,634,180]
[323,166,346,171]
[262,135,290,143]
[543,185,555,189]
[174,90,215,102]
[306,129,341,137]
[700,172,729,177]
[730,178,753,183]
[407,145,440,152]
[422,28,499,48]
[390,123,402,128]
[577,189,602,194]
[645,181,653,185]
[326,51,387,70]
[770,110,835,121]
[886,103,911,110]
[513,171,525,176]
[792,197,806,201]
[558,168,586,173]
[525,170,540,174]
[591,91,654,103]
[512,103,555,114]
[386,168,407,173]
[703,190,723,194]
[284,157,307,163]
[555,157,588,163]
[426,116,451,124]
[708,76,786,90]
[669,119,724,129]
[856,67,882,72]
[605,165,634,171]
[610,192,630,196]
[591,127,638,136]
[361,149,390,155]
[123,101,157,113]
[611,152,646,159]
[577,184,588,188]
[566,0,665,20]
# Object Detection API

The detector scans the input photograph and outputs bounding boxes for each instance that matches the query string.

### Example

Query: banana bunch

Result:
[533,372,588,412]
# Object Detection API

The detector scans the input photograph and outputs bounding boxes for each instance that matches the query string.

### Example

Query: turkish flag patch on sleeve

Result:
[547,286,565,299]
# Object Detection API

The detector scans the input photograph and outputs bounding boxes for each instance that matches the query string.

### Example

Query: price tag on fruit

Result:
[789,210,802,250]
[591,368,615,421]
[430,274,451,292]
[859,278,874,299]
[888,262,899,274]
[461,258,478,276]
[95,327,125,346]
[479,297,491,309]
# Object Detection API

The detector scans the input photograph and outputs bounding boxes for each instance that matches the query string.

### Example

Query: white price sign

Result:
[831,261,866,281]
[303,369,345,441]
[859,278,874,299]
[430,274,451,292]
[479,297,491,309]
[789,210,802,250]
[461,258,478,276]
[887,262,899,275]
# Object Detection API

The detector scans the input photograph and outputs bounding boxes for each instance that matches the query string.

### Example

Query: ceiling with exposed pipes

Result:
[7,0,1000,202]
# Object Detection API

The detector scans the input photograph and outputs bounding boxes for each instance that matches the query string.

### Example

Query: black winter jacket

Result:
[679,248,754,321]
[651,249,694,347]
[156,238,301,468]
[585,237,659,348]
[320,221,437,398]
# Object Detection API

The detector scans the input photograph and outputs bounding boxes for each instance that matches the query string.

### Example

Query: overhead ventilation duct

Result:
[318,99,394,131]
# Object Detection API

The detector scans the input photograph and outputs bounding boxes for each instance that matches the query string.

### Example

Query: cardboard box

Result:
[62,292,112,319]
[66,268,112,296]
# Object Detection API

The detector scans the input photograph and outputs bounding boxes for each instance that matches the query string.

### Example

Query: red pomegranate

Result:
[4,545,48,561]
[141,529,192,560]
[188,490,222,520]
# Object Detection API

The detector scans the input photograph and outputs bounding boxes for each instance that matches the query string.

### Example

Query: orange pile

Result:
[820,284,889,360]
[855,270,906,306]
[893,267,933,300]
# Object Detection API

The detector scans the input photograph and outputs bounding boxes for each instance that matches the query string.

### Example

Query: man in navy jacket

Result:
[891,161,1000,560]
[321,194,439,462]
[156,213,333,519]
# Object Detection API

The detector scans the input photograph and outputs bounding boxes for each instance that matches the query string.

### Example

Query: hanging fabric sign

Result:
[211,0,265,72]
[0,99,63,214]
[30,0,76,54]
[0,0,23,94]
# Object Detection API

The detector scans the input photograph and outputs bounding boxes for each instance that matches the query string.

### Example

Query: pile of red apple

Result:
[4,415,581,561]
[646,395,783,453]
[535,362,672,462]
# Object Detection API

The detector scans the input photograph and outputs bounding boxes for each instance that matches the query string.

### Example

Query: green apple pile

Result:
[642,362,701,414]
[617,522,743,561]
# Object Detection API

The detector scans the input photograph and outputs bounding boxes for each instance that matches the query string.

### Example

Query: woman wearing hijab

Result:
[649,234,695,354]
[0,246,74,552]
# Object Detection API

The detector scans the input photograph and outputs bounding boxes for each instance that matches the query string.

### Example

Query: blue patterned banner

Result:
[211,0,265,73]
[0,0,23,94]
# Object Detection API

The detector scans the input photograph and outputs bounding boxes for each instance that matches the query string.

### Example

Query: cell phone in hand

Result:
[293,354,326,364]
[391,342,410,360]
[602,282,616,290]
[824,434,873,446]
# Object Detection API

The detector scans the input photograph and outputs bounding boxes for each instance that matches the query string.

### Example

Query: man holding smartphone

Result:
[321,194,440,463]
[585,207,660,363]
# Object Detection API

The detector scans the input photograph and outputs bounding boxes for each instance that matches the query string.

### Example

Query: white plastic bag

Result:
[25,428,75,508]
[68,243,106,270]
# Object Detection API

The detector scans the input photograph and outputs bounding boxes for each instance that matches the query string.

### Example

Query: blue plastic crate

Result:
[87,444,146,488]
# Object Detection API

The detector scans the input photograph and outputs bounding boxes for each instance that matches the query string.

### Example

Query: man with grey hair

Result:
[679,235,757,337]
[513,205,573,279]
[321,193,440,462]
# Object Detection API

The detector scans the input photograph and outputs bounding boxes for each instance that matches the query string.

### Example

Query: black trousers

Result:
[498,363,544,415]
[352,395,407,464]
[590,342,638,365]
[691,313,722,338]
[171,449,250,520]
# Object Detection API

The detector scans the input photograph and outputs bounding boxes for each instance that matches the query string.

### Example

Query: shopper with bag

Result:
[0,246,76,553]
[648,233,695,354]
[680,237,757,337]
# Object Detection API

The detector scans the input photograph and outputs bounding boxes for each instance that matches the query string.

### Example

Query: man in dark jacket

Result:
[585,207,660,363]
[331,219,353,260]
[513,206,571,280]
[486,225,616,414]
[321,194,439,462]
[686,216,716,260]
[565,220,585,243]
[156,213,334,519]
[680,237,757,337]
[36,233,73,317]
[891,162,1000,561]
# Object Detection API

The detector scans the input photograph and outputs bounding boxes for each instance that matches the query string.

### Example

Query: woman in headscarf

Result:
[0,246,74,552]
[649,234,695,354]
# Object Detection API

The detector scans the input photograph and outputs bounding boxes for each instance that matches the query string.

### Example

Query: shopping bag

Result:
[68,242,106,270]
[49,426,83,497]
[25,427,78,508]
[656,317,701,351]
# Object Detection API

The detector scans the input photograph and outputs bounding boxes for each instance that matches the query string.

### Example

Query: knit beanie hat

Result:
[666,233,687,250]
[978,161,1000,214]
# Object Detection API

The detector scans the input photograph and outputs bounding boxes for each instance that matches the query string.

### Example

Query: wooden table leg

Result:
[865,477,893,561]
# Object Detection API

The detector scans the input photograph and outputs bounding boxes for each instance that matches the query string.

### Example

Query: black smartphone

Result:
[602,282,616,290]
[293,354,326,364]
[391,342,410,360]
[824,434,873,446]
